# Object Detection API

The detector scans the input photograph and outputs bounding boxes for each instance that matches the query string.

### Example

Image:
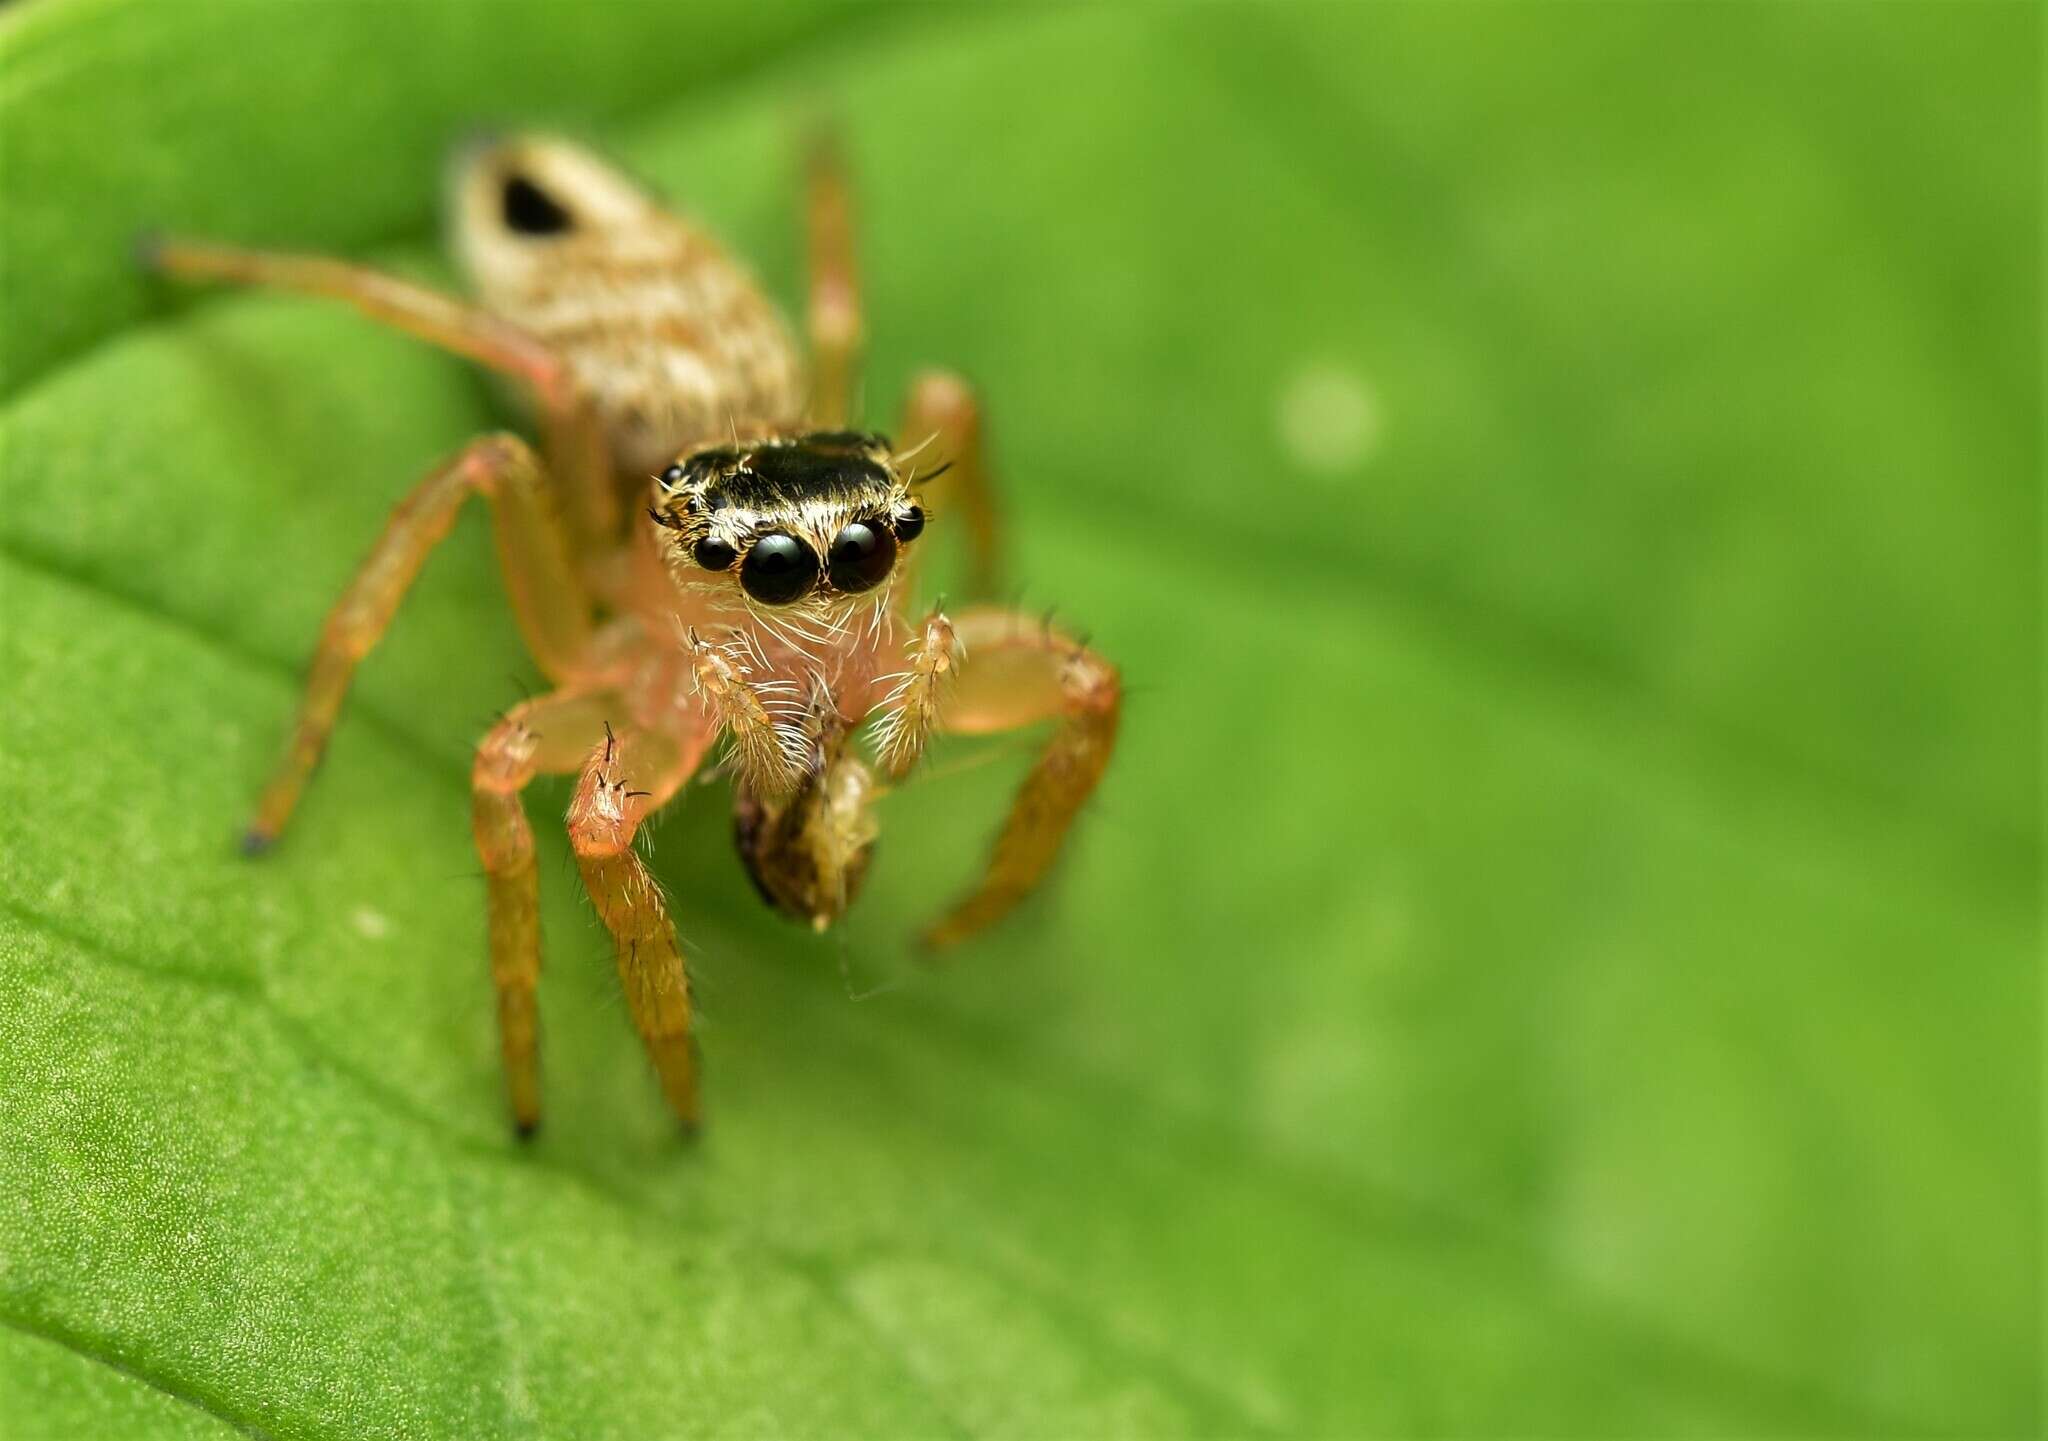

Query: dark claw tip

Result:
[513,1117,540,1142]
[238,827,276,858]
[678,1118,703,1143]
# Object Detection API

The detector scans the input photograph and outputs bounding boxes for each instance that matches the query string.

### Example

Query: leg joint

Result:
[1061,647,1120,714]
[462,431,541,492]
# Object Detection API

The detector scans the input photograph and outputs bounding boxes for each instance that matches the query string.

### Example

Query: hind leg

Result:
[895,372,1003,600]
[804,129,863,428]
[143,238,617,544]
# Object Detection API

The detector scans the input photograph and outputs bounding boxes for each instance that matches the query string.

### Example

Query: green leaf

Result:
[1,2,2035,1436]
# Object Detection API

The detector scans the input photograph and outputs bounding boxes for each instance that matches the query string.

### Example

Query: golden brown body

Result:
[453,136,806,477]
[146,135,1119,1136]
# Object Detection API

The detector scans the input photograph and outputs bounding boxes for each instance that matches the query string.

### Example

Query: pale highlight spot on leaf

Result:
[1276,362,1381,475]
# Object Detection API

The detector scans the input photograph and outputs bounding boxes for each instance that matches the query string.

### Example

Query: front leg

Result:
[247,432,591,850]
[471,688,618,1135]
[920,607,1120,948]
[568,723,710,1131]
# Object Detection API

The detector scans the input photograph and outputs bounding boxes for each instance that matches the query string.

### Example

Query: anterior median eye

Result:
[827,521,897,594]
[739,532,818,604]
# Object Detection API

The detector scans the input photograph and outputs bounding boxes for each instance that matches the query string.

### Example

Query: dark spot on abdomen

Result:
[501,174,572,236]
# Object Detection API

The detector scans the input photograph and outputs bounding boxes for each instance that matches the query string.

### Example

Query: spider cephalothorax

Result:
[648,431,931,804]
[147,134,1120,1138]
[648,432,926,609]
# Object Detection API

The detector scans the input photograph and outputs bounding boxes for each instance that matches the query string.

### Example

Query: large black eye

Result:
[692,537,736,571]
[827,520,897,594]
[501,174,572,235]
[892,505,925,543]
[740,532,818,604]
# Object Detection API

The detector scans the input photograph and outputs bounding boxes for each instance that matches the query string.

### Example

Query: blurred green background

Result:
[0,1,2037,1437]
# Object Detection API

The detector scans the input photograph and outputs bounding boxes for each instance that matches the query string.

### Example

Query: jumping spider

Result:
[144,134,1120,1136]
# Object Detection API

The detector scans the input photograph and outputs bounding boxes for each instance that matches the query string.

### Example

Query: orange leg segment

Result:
[921,607,1120,948]
[245,433,592,852]
[804,130,863,429]
[142,238,618,546]
[471,690,618,1134]
[567,723,711,1131]
[896,371,1002,600]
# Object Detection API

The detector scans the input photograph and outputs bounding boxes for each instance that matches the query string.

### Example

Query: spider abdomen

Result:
[452,137,806,474]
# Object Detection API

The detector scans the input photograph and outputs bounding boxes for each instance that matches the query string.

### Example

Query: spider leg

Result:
[141,237,617,545]
[245,432,592,851]
[895,372,1002,601]
[919,606,1120,948]
[471,689,619,1135]
[567,722,713,1132]
[804,128,862,429]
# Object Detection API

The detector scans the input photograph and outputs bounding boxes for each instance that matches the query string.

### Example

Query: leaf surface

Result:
[0,2,2036,1437]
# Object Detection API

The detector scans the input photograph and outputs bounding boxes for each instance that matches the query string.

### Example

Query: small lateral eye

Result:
[827,520,897,594]
[660,463,686,485]
[693,536,737,571]
[892,505,925,543]
[739,532,818,604]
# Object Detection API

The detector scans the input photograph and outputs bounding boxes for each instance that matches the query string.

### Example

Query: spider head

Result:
[647,432,927,610]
